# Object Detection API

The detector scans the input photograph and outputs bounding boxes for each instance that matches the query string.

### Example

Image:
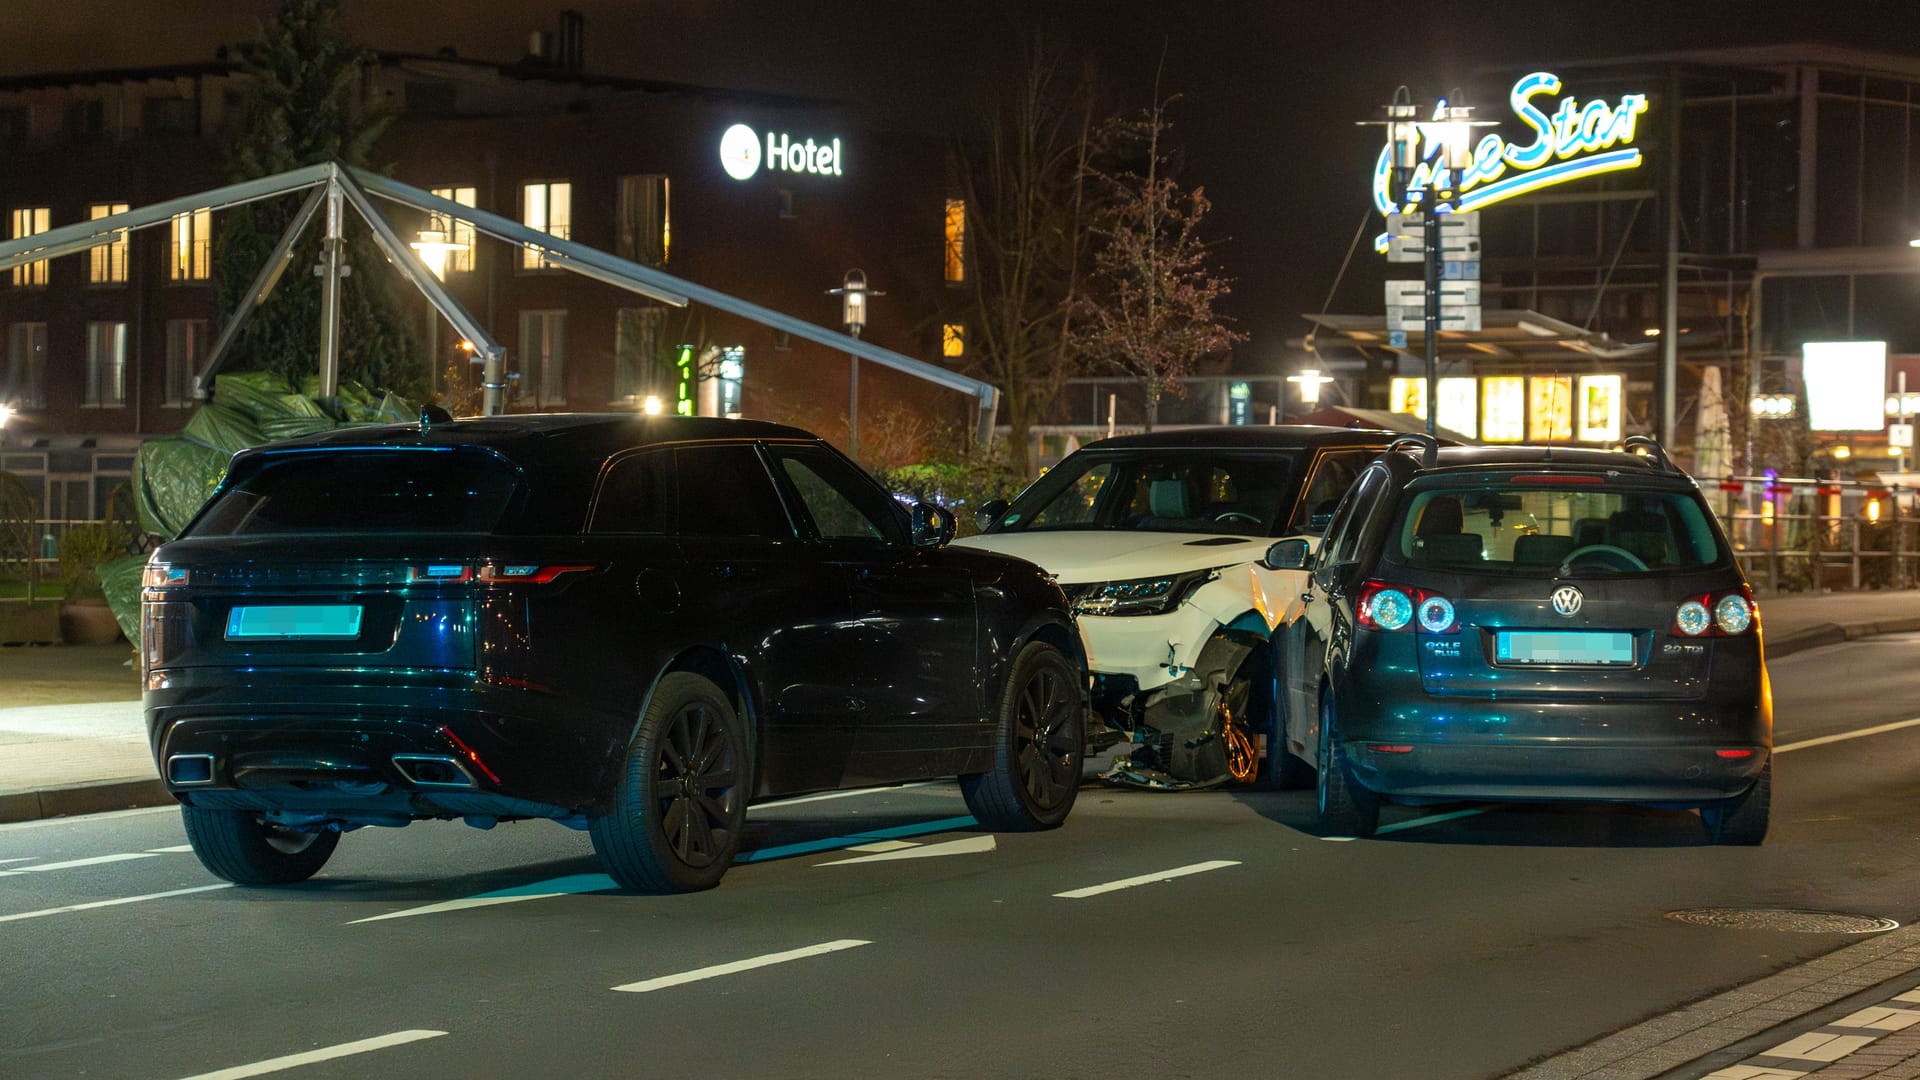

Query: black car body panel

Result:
[1281,441,1772,813]
[143,415,1083,832]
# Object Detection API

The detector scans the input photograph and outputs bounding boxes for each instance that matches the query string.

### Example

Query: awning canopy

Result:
[1302,309,1657,369]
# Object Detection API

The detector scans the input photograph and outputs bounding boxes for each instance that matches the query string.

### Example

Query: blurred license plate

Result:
[1496,630,1635,665]
[225,605,363,640]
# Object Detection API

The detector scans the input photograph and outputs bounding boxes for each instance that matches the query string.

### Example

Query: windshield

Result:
[992,449,1301,536]
[1386,484,1730,575]
[190,449,522,536]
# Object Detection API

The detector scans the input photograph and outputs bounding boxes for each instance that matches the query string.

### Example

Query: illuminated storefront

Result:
[1389,372,1625,444]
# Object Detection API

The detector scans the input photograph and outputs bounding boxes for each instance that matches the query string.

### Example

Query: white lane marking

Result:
[818,835,996,866]
[147,845,195,853]
[177,1029,448,1080]
[1053,860,1240,900]
[350,873,614,924]
[843,840,920,854]
[0,857,37,866]
[0,806,174,832]
[9,852,161,872]
[755,781,948,809]
[611,939,871,993]
[1775,716,1920,755]
[0,883,232,923]
[1376,807,1490,835]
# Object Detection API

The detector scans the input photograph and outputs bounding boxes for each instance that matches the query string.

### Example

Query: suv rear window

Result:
[993,450,1301,536]
[190,450,521,536]
[1387,484,1728,574]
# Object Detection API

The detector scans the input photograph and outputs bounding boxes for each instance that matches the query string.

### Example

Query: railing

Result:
[0,518,142,603]
[1711,476,1919,593]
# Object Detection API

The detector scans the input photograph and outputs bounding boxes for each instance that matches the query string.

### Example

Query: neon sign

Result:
[1372,73,1648,218]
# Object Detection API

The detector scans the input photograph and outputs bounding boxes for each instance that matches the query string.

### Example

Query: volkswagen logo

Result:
[1550,585,1584,617]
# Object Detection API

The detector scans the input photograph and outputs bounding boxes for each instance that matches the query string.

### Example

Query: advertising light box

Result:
[1803,341,1887,431]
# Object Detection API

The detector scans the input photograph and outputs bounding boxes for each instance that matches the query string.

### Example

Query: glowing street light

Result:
[409,228,469,282]
[1287,368,1336,406]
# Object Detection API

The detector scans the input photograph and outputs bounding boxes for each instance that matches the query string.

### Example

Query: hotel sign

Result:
[1373,73,1648,219]
[720,123,845,181]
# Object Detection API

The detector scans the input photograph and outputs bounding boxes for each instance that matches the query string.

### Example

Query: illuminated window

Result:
[88,203,130,284]
[617,175,670,266]
[613,307,664,403]
[84,321,127,407]
[5,322,47,408]
[518,310,567,406]
[427,186,476,273]
[164,319,207,407]
[1528,376,1573,441]
[943,198,966,284]
[1388,376,1427,420]
[168,208,211,281]
[521,181,571,269]
[1482,376,1525,442]
[943,323,964,358]
[10,207,49,287]
[1577,374,1623,442]
[1436,377,1478,439]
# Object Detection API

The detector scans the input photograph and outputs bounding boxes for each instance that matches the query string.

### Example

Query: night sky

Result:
[4,0,1919,372]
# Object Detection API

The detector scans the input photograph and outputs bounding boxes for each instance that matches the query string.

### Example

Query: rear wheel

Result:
[591,672,748,893]
[1315,690,1379,837]
[180,806,339,885]
[1701,759,1770,845]
[962,641,1083,830]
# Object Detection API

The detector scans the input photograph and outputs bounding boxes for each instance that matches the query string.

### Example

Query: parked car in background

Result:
[1270,435,1772,841]
[142,414,1086,893]
[956,426,1395,790]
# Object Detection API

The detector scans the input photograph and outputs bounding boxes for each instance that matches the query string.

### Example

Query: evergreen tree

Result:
[212,0,424,397]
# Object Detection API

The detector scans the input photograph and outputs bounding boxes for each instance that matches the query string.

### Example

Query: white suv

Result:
[956,427,1393,789]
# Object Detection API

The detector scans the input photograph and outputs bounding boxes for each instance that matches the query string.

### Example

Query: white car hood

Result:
[953,530,1266,583]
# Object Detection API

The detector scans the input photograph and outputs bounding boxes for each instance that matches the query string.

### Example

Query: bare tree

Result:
[949,42,1097,477]
[1075,94,1242,431]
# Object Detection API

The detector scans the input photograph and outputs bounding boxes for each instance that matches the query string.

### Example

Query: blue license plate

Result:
[1496,630,1635,665]
[225,605,364,641]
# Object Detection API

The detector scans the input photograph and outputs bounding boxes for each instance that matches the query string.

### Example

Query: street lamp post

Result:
[828,269,882,459]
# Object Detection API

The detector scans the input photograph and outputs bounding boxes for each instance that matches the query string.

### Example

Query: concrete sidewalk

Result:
[1,588,1916,825]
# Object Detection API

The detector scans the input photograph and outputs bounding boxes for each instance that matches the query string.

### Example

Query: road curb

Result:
[0,778,171,824]
[1767,616,1920,659]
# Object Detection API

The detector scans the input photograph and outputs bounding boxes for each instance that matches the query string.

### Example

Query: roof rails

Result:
[1387,433,1440,469]
[1622,435,1683,475]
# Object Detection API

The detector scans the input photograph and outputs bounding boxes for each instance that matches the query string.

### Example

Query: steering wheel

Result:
[1557,543,1648,573]
[1212,510,1263,525]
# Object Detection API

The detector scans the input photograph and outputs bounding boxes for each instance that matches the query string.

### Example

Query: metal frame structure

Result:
[0,162,1003,442]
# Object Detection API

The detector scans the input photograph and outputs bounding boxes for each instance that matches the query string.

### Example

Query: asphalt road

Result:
[5,637,1920,1080]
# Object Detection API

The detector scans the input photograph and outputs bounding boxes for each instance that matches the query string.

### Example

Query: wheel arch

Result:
[622,645,762,791]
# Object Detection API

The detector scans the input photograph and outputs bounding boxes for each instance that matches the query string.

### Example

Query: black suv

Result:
[1268,436,1771,842]
[143,414,1085,892]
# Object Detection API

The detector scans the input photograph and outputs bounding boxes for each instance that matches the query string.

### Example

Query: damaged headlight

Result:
[1069,570,1213,617]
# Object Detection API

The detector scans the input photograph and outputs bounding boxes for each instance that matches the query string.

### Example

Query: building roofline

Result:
[1531,41,1920,82]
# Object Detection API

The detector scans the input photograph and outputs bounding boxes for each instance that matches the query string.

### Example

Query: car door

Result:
[764,442,981,786]
[662,441,859,797]
[1285,465,1392,759]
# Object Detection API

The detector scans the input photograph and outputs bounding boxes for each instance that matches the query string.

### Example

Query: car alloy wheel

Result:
[962,641,1082,830]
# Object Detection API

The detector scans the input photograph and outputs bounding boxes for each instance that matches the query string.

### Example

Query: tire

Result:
[962,640,1083,831]
[590,672,749,893]
[1315,690,1379,837]
[1701,758,1770,845]
[180,806,339,885]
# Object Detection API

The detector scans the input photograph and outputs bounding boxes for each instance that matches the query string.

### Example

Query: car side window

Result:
[589,449,676,533]
[768,446,908,545]
[1290,449,1379,534]
[672,444,795,539]
[1314,466,1388,579]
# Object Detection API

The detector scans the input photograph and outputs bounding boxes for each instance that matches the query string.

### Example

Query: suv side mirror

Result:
[975,498,1009,532]
[912,502,958,549]
[1262,537,1311,570]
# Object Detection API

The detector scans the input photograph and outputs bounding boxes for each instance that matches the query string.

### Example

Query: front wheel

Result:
[1700,759,1770,845]
[180,806,339,885]
[590,672,749,893]
[1315,691,1379,837]
[962,641,1083,830]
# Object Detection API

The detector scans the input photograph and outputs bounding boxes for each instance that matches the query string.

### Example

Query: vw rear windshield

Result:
[992,450,1300,536]
[189,450,521,536]
[1387,484,1729,575]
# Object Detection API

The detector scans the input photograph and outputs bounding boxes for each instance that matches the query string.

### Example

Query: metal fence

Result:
[0,517,143,602]
[1711,476,1920,593]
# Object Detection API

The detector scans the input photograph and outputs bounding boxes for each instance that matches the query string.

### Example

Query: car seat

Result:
[1607,509,1670,565]
[1414,495,1482,564]
[1513,534,1575,567]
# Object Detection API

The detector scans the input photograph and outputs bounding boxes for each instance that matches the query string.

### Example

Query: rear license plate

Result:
[225,605,364,641]
[1495,630,1635,666]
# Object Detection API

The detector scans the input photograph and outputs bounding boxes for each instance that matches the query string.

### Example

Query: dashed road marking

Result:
[349,873,616,924]
[1775,715,1920,754]
[176,1029,447,1079]
[612,939,871,993]
[756,781,951,809]
[4,851,161,873]
[1053,860,1240,899]
[818,835,995,865]
[0,883,232,923]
